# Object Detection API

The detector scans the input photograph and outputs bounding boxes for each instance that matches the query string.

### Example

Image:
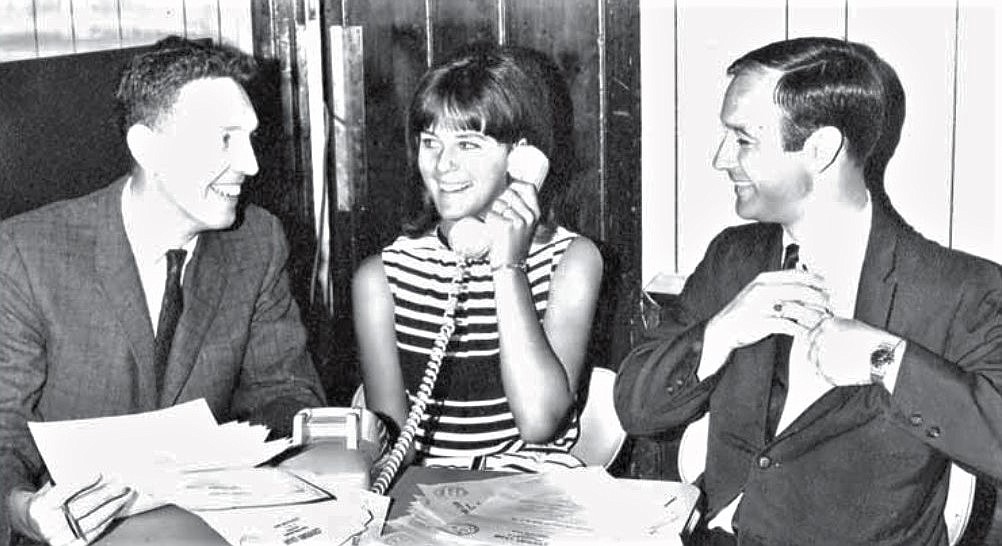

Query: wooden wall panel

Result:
[952,3,1000,264]
[639,0,676,284]
[0,2,36,61]
[508,0,603,240]
[343,0,428,254]
[674,0,785,274]
[787,0,845,39]
[119,0,185,47]
[72,0,121,53]
[219,1,255,52]
[34,0,74,56]
[184,0,222,42]
[430,0,498,59]
[848,0,957,248]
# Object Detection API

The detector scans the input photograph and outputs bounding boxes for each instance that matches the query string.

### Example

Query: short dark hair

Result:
[116,36,257,131]
[403,43,574,237]
[728,37,886,165]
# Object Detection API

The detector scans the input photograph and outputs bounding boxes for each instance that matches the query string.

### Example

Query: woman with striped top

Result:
[352,44,603,474]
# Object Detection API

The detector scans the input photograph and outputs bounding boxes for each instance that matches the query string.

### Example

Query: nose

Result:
[232,134,259,176]
[713,132,737,171]
[436,145,459,173]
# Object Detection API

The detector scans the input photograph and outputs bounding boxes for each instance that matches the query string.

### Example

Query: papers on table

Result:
[26,398,398,546]
[28,399,294,515]
[199,489,391,546]
[369,467,700,545]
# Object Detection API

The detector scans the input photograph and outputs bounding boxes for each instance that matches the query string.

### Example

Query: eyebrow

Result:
[421,130,488,139]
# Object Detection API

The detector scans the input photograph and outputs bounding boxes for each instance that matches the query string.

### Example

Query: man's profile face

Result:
[146,77,259,236]
[713,68,811,225]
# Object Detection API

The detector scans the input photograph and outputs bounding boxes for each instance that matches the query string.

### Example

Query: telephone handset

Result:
[448,144,550,260]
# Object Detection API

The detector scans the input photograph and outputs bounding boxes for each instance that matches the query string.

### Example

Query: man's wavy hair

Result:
[728,37,886,166]
[402,43,574,238]
[116,35,258,131]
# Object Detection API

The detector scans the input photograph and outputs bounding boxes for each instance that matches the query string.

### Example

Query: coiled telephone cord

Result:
[370,261,467,496]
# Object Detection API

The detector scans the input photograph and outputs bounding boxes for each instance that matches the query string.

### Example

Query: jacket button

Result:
[757,456,771,469]
[676,378,685,386]
[909,413,923,426]
[666,386,674,393]
[926,426,941,439]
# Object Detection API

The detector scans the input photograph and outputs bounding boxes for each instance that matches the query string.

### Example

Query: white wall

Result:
[0,0,253,61]
[641,0,1002,291]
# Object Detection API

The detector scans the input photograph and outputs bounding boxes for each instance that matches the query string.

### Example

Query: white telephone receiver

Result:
[448,144,550,260]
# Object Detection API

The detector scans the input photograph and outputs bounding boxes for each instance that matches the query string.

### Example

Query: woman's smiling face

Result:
[417,124,511,230]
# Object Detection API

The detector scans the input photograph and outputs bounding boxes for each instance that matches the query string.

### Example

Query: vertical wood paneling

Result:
[603,0,643,362]
[219,0,254,53]
[848,0,956,248]
[430,0,498,60]
[344,0,427,255]
[0,2,37,61]
[675,0,785,274]
[119,0,184,47]
[640,0,676,283]
[786,0,845,38]
[183,0,220,42]
[508,0,603,240]
[35,0,75,56]
[72,0,121,52]
[952,2,999,264]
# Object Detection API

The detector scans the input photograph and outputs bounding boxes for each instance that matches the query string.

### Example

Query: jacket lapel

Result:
[773,203,901,441]
[159,231,228,407]
[92,177,160,410]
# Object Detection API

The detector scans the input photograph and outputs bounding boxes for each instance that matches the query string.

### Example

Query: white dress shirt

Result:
[710,196,892,533]
[121,180,198,336]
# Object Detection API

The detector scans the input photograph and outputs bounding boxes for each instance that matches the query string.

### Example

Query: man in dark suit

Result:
[0,37,326,545]
[614,37,1002,545]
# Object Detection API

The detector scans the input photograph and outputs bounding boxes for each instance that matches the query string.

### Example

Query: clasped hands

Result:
[706,269,890,387]
[10,474,134,546]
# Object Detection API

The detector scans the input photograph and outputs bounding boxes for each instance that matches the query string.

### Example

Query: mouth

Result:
[732,181,755,197]
[438,180,472,194]
[209,183,242,200]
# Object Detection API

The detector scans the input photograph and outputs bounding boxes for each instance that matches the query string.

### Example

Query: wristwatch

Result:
[870,338,903,385]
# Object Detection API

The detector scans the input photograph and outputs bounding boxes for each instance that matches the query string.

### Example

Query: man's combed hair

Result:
[116,36,258,131]
[728,37,886,165]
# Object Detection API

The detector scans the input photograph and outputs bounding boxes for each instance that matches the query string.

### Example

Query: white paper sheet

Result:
[28,399,293,515]
[381,467,698,546]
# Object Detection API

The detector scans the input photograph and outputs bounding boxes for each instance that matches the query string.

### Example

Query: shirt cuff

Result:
[881,339,907,394]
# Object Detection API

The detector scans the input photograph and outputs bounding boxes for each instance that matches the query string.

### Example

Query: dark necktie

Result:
[765,243,799,441]
[154,249,186,394]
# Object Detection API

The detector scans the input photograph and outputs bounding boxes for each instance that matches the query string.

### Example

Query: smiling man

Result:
[614,37,1002,545]
[0,37,325,545]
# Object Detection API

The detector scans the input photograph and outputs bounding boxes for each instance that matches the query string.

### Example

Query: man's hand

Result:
[9,474,134,546]
[706,269,831,350]
[806,315,898,387]
[699,270,832,379]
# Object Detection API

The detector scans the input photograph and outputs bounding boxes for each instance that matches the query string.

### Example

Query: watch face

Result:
[870,343,898,383]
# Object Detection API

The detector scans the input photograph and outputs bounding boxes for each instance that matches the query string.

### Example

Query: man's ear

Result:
[803,126,844,174]
[125,124,158,171]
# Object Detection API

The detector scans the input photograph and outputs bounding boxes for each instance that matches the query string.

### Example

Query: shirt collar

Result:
[121,177,199,265]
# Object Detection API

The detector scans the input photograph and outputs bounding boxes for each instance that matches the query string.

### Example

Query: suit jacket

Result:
[614,203,1002,545]
[0,177,326,544]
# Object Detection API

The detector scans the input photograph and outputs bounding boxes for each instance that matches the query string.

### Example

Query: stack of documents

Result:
[28,398,291,497]
[28,399,391,545]
[369,467,700,545]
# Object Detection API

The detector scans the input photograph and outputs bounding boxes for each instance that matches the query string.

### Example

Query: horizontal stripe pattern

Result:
[382,227,580,463]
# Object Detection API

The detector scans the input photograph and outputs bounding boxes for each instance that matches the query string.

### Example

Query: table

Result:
[93,460,500,544]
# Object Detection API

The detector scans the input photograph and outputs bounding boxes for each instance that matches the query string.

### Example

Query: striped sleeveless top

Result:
[381,226,581,468]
